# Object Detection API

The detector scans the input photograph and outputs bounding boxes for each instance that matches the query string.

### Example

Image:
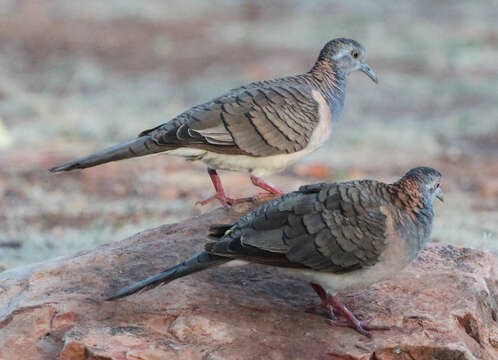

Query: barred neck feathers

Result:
[388,179,434,224]
[309,60,346,111]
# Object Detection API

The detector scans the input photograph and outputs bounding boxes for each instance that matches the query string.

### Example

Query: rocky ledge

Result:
[0,202,497,360]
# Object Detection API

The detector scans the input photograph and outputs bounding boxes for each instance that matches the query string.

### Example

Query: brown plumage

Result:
[107,167,443,337]
[49,38,378,205]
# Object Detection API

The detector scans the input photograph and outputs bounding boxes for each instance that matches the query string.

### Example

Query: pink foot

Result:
[198,168,253,206]
[197,194,247,206]
[329,318,391,337]
[199,170,284,206]
[309,283,390,338]
[251,192,282,203]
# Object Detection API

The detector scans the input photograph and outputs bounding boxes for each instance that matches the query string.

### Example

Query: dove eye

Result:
[351,50,360,59]
[434,183,440,189]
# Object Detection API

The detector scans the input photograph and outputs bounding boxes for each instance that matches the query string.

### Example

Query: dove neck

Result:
[387,181,434,255]
[388,181,435,223]
[309,61,346,107]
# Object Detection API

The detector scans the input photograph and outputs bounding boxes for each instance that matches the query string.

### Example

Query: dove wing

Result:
[206,181,389,273]
[139,83,321,157]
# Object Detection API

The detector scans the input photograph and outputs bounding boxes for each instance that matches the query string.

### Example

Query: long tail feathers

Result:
[106,251,229,301]
[49,136,168,172]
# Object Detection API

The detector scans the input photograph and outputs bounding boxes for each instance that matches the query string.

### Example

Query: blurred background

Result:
[0,0,497,270]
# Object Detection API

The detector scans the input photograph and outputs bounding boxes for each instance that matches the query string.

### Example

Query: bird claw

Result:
[197,192,276,207]
[308,283,390,338]
[200,168,254,206]
[196,194,233,207]
[328,318,391,338]
[251,192,282,203]
[306,302,337,320]
[196,194,253,207]
[201,169,282,207]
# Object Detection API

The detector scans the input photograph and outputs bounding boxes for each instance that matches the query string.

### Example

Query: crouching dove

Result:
[49,38,377,206]
[107,167,443,337]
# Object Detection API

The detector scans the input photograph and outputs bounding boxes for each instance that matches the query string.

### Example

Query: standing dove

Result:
[49,38,377,205]
[107,167,444,337]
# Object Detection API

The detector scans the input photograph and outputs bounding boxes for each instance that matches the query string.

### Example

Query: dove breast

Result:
[165,90,333,177]
[281,233,409,294]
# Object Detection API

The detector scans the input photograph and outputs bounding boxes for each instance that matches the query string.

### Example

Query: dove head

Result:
[398,167,444,208]
[317,38,377,83]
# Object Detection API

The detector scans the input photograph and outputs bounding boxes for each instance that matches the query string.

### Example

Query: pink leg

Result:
[326,294,390,337]
[308,283,390,338]
[198,168,252,206]
[310,282,327,303]
[307,282,336,317]
[250,176,284,201]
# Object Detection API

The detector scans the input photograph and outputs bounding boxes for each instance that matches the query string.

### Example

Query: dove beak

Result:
[435,187,444,203]
[360,63,378,84]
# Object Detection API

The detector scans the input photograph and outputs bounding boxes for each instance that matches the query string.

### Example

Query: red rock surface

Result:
[0,203,497,360]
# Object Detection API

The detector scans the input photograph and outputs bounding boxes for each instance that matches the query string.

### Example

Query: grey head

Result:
[400,166,444,208]
[317,38,377,83]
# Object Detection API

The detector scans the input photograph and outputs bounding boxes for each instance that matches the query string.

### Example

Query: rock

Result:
[0,202,497,360]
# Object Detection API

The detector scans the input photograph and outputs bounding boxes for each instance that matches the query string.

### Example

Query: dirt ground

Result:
[0,0,497,270]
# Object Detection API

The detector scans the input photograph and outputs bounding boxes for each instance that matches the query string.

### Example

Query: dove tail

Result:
[49,136,170,172]
[106,251,228,301]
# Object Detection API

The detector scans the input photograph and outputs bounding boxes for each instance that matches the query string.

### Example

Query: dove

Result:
[49,38,377,205]
[107,167,443,337]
